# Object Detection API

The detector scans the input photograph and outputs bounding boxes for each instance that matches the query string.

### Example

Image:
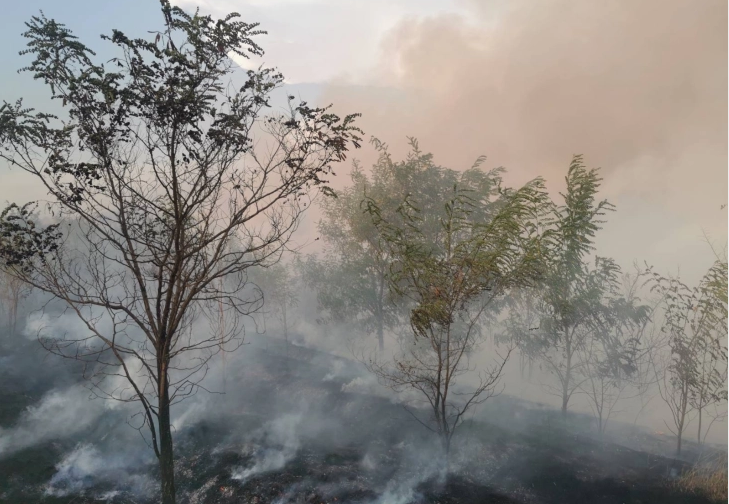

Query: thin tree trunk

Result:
[676,430,683,457]
[676,377,691,457]
[376,273,385,353]
[10,302,16,336]
[9,292,18,336]
[158,375,176,504]
[443,435,451,477]
[519,354,526,380]
[697,407,702,447]
[562,335,572,418]
[597,380,606,437]
[283,302,288,361]
[676,396,687,457]
[377,316,384,354]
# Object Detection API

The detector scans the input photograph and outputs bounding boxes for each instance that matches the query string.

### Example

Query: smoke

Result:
[341,376,384,396]
[311,0,727,442]
[324,0,726,181]
[232,413,304,482]
[373,467,440,504]
[368,437,451,504]
[319,0,727,285]
[0,385,109,456]
[1,307,174,459]
[23,310,95,342]
[1,2,724,502]
[322,358,347,382]
[44,443,155,499]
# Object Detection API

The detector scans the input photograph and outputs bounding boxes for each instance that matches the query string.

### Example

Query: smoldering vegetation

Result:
[0,295,725,504]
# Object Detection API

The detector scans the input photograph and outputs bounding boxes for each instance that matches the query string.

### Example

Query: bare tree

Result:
[363,169,549,464]
[0,4,360,503]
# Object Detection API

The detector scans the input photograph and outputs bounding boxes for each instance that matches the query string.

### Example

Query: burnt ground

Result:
[0,335,725,504]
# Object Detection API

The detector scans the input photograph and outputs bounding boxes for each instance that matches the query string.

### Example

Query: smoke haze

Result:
[0,1,726,502]
[317,0,727,285]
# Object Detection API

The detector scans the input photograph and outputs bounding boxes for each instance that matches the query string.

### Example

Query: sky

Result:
[0,0,726,286]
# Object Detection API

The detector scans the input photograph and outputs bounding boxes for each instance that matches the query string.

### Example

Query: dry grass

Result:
[675,452,728,503]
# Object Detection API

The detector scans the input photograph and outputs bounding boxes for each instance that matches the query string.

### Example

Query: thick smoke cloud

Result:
[320,0,727,284]
[324,0,726,181]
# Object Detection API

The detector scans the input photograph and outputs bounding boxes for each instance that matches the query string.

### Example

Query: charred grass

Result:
[0,341,725,504]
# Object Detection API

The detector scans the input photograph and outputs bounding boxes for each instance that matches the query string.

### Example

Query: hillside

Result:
[0,335,724,504]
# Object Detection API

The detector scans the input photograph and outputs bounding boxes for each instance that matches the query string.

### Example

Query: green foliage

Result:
[361,148,552,452]
[0,203,60,273]
[558,155,615,276]
[501,155,648,417]
[251,263,299,335]
[648,258,728,451]
[650,260,728,402]
[0,3,361,211]
[304,137,514,348]
[365,178,550,337]
[505,157,616,349]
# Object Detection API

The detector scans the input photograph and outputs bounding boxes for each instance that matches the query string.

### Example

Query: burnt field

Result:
[0,335,725,504]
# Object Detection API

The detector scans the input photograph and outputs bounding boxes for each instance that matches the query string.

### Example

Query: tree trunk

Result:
[561,330,573,419]
[158,373,176,504]
[519,354,526,380]
[697,407,702,447]
[8,292,18,336]
[283,302,289,362]
[562,374,571,419]
[676,406,686,457]
[441,433,451,479]
[9,301,16,336]
[676,380,689,457]
[676,430,683,457]
[376,273,385,354]
[377,316,384,354]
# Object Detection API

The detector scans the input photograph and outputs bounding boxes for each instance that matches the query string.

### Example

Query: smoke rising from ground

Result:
[232,413,304,483]
[44,443,155,499]
[0,385,107,456]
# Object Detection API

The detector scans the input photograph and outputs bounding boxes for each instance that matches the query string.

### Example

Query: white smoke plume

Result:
[231,413,304,483]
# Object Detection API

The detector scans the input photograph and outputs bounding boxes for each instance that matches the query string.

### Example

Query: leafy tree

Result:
[0,3,360,502]
[648,259,728,455]
[252,262,299,359]
[305,137,508,352]
[0,204,37,335]
[363,168,550,464]
[576,265,651,436]
[505,156,619,417]
[0,270,31,335]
